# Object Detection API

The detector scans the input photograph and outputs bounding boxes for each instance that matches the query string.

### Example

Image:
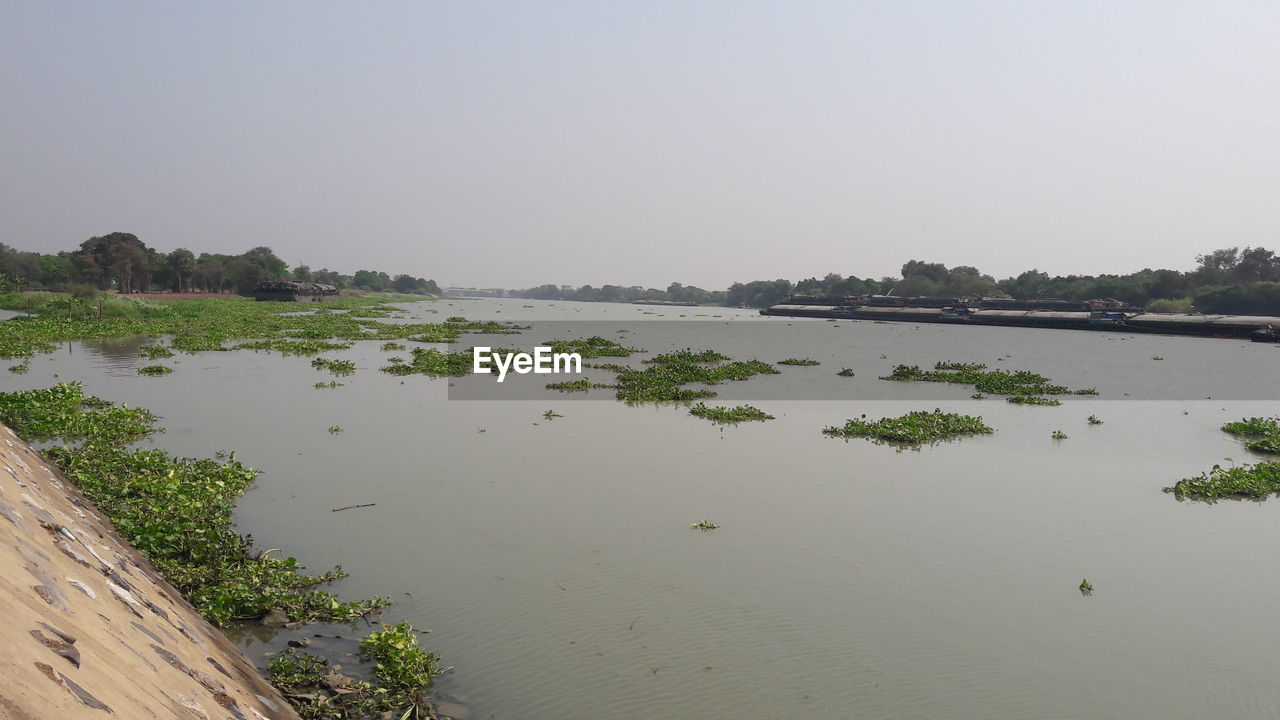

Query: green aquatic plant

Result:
[691,518,720,531]
[8,359,30,374]
[380,347,489,376]
[612,358,779,403]
[270,623,439,720]
[446,315,468,322]
[1222,417,1280,454]
[1051,429,1068,439]
[0,383,386,626]
[311,357,356,376]
[543,409,563,420]
[823,409,994,445]
[778,357,820,366]
[836,368,856,377]
[236,339,354,355]
[546,378,591,392]
[544,336,639,358]
[137,364,173,376]
[644,348,730,364]
[314,381,344,389]
[688,402,775,424]
[1164,461,1280,501]
[1088,415,1104,425]
[882,361,1081,396]
[139,344,174,359]
[328,425,343,434]
[1007,396,1061,406]
[0,293,523,360]
[1079,579,1093,596]
[381,341,407,351]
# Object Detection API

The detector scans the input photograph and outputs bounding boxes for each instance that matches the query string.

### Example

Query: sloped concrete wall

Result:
[0,423,299,720]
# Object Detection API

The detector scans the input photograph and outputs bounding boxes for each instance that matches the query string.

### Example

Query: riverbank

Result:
[0,420,299,719]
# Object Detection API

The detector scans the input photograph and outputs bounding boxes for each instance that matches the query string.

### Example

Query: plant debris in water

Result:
[1222,417,1280,454]
[137,364,173,376]
[1079,579,1093,596]
[778,357,820,366]
[688,402,774,424]
[140,344,174,359]
[1051,429,1068,439]
[837,368,855,377]
[882,361,1095,397]
[823,409,994,445]
[691,518,720,531]
[1088,415,1104,425]
[269,621,439,719]
[543,409,563,420]
[1165,461,1280,501]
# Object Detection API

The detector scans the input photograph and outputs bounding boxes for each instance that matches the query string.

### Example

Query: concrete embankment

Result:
[0,422,299,720]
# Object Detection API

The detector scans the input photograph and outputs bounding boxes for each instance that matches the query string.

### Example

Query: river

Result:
[6,297,1280,719]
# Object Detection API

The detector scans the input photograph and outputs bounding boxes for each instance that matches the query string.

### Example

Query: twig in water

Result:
[331,503,376,512]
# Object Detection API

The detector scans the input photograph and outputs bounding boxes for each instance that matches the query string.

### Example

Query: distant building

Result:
[253,280,339,302]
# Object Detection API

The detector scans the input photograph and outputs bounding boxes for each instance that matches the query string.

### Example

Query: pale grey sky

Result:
[2,1,1278,289]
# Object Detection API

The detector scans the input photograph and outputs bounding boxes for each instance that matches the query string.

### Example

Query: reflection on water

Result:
[5,297,1280,719]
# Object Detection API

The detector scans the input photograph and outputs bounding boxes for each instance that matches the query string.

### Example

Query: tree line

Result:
[507,246,1280,314]
[0,232,441,296]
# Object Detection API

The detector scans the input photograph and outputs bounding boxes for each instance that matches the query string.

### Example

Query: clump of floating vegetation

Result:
[139,344,174,359]
[381,341,407,351]
[543,409,562,420]
[8,359,30,374]
[314,381,344,389]
[446,316,468,322]
[328,425,343,434]
[380,347,498,376]
[311,357,356,376]
[137,364,173,376]
[1152,355,1164,361]
[546,378,591,392]
[612,358,779,403]
[1079,579,1093,596]
[1088,415,1104,425]
[688,402,775,424]
[1007,395,1061,406]
[778,357,821,366]
[823,409,994,445]
[644,348,730,364]
[1222,417,1280,454]
[837,368,855,377]
[0,383,387,626]
[882,361,1094,397]
[1051,429,1068,439]
[545,336,639,358]
[1164,461,1280,501]
[691,518,720,531]
[236,338,354,355]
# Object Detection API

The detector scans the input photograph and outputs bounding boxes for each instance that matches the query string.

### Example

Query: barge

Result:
[760,295,1280,340]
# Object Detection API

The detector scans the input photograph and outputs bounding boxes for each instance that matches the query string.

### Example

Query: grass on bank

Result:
[823,409,994,445]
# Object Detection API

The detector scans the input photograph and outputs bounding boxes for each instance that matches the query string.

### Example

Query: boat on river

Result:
[760,295,1280,339]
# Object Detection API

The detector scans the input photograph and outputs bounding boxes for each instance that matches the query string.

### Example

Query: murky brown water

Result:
[7,297,1280,719]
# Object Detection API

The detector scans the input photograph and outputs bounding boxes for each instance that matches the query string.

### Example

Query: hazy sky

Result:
[3,2,1278,289]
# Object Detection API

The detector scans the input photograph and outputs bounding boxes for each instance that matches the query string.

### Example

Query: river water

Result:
[6,297,1280,719]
